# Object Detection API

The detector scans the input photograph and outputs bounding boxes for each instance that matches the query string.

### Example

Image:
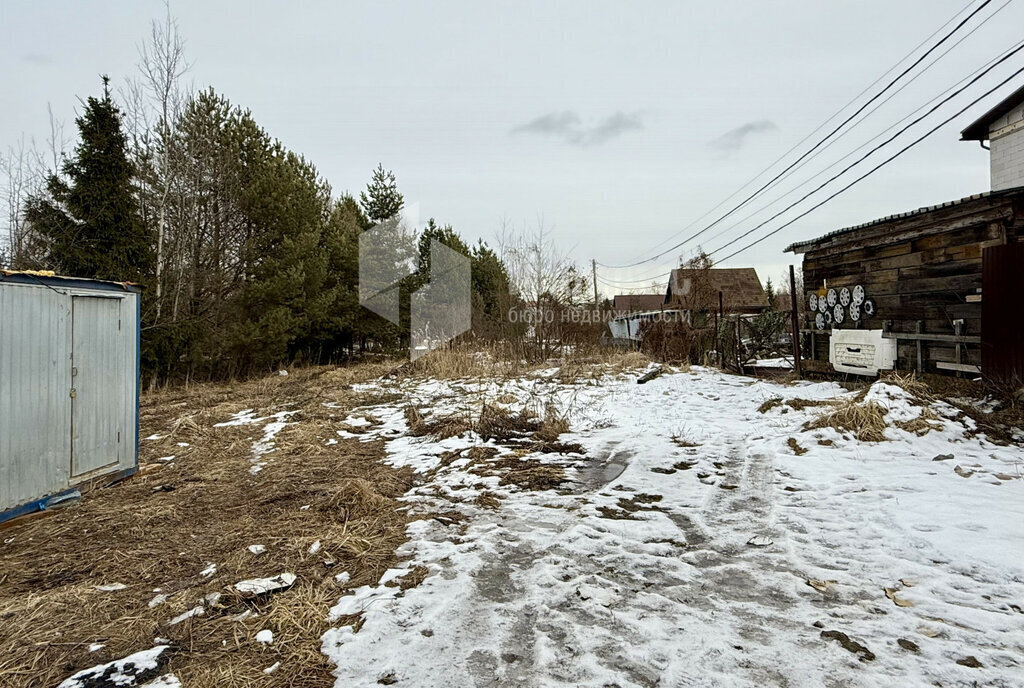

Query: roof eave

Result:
[960,82,1024,141]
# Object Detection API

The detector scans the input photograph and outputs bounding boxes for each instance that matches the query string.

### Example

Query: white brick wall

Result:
[990,102,1024,191]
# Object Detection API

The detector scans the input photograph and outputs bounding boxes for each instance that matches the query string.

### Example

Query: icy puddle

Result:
[321,366,1024,687]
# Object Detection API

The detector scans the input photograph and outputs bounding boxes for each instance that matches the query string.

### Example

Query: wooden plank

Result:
[935,361,982,373]
[882,332,981,343]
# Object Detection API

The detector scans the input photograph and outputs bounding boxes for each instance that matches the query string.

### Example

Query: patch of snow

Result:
[57,645,168,688]
[199,563,216,578]
[255,629,274,644]
[140,676,180,688]
[88,643,105,652]
[263,662,281,674]
[308,540,322,554]
[93,583,127,592]
[247,544,266,555]
[144,434,163,441]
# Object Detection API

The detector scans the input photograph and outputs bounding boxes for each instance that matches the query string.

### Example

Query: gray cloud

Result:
[512,110,643,146]
[712,119,777,152]
[22,53,52,65]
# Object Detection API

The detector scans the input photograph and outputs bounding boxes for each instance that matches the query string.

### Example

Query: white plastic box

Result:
[829,328,897,376]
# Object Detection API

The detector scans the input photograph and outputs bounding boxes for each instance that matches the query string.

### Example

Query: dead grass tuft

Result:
[804,399,889,443]
[894,407,944,436]
[786,398,830,411]
[405,406,474,439]
[758,397,783,413]
[473,491,502,510]
[787,437,808,455]
[882,371,932,401]
[476,404,541,442]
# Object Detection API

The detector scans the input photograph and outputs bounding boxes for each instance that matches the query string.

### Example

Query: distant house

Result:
[664,267,768,315]
[612,293,665,314]
[786,82,1024,380]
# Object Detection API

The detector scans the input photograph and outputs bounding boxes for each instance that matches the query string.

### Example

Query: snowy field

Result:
[320,366,1024,687]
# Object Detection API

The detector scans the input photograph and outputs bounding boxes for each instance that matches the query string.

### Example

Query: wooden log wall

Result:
[799,192,1024,373]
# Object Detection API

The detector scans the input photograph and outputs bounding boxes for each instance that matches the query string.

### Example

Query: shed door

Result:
[71,296,124,477]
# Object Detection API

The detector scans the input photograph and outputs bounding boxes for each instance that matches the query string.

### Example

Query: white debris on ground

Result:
[93,583,128,592]
[319,366,1024,687]
[213,408,297,473]
[234,572,296,597]
[56,645,171,688]
[168,606,204,626]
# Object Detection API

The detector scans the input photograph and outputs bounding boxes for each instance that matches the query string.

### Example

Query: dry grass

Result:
[787,437,808,456]
[758,397,783,413]
[881,371,933,401]
[0,362,414,688]
[399,342,651,384]
[894,407,944,436]
[804,398,890,443]
[786,398,830,411]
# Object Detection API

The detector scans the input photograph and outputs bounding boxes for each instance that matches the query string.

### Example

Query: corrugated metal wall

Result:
[0,284,72,512]
[0,282,138,514]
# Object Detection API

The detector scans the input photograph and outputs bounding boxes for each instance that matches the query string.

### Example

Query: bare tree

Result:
[2,137,43,269]
[132,0,191,319]
[498,216,580,356]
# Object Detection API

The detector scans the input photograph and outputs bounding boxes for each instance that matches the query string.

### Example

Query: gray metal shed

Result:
[0,271,140,522]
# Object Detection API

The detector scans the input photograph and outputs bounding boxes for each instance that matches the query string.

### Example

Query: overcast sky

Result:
[2,0,1022,294]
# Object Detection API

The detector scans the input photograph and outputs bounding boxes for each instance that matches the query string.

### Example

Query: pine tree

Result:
[26,76,152,282]
[359,163,404,223]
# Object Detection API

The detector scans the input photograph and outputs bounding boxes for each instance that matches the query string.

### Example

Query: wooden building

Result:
[787,84,1024,380]
[787,189,1024,376]
[664,267,767,315]
[611,293,666,315]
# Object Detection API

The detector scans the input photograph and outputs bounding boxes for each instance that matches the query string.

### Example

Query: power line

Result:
[700,0,1015,242]
[696,31,1024,254]
[712,63,1024,264]
[611,0,979,268]
[598,0,995,270]
[707,46,1024,258]
[598,32,1022,290]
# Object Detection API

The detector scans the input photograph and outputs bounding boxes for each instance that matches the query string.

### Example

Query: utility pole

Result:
[591,259,599,305]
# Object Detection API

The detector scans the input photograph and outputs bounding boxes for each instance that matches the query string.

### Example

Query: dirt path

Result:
[323,368,1024,687]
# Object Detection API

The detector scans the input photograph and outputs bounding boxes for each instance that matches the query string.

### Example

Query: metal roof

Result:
[961,82,1024,141]
[783,187,1024,254]
[0,270,141,293]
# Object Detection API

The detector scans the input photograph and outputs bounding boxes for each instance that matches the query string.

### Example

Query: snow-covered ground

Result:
[320,366,1024,687]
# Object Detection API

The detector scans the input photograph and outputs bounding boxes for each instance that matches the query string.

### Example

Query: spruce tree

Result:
[358,163,404,223]
[26,76,152,282]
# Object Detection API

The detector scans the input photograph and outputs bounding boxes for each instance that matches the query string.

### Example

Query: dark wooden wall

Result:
[799,191,1024,373]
